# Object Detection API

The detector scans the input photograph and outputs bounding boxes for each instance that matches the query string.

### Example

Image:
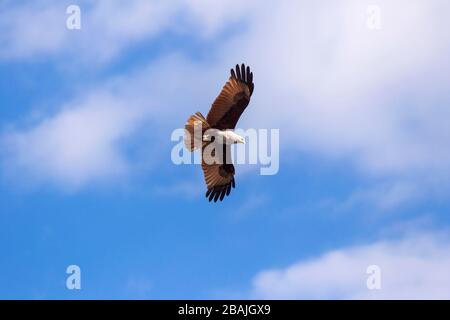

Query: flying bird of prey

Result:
[184,64,254,202]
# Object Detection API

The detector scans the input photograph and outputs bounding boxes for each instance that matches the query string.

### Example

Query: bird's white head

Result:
[236,135,245,144]
[223,130,245,144]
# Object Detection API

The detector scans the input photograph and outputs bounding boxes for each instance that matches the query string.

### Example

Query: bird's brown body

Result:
[184,64,254,202]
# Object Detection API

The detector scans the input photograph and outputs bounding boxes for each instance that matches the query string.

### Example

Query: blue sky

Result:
[1,0,450,299]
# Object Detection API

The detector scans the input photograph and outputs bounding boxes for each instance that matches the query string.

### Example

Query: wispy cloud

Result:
[1,91,148,189]
[251,232,450,299]
[0,1,67,59]
[124,276,152,299]
[0,54,220,190]
[217,0,450,180]
[337,181,421,212]
[2,0,450,197]
[153,180,204,200]
[0,0,257,63]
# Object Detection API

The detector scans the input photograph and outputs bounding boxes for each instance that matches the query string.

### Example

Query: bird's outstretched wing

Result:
[206,64,254,130]
[201,144,235,202]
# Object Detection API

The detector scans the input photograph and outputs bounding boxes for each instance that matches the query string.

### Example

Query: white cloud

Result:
[218,0,450,179]
[0,0,257,62]
[3,0,450,193]
[0,2,67,58]
[251,232,450,299]
[181,0,258,37]
[1,92,148,189]
[0,0,177,61]
[0,54,219,189]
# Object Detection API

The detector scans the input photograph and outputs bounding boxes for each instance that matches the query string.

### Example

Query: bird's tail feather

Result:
[184,112,210,151]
